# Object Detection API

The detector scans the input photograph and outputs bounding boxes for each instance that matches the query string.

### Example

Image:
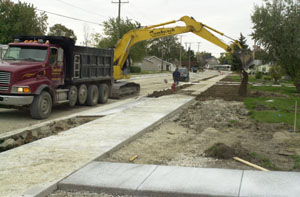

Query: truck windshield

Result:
[3,46,48,62]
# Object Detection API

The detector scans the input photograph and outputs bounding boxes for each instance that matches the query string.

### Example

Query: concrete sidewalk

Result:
[0,74,226,197]
[59,161,300,197]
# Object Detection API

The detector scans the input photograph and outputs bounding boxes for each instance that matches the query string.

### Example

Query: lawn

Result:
[245,84,300,130]
[232,74,294,85]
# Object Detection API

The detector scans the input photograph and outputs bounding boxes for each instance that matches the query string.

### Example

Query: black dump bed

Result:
[14,36,114,84]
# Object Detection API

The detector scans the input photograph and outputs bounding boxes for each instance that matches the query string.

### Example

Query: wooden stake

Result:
[129,155,138,162]
[294,100,297,132]
[233,157,270,171]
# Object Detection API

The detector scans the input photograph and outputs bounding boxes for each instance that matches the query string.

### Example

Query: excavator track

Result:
[110,81,140,99]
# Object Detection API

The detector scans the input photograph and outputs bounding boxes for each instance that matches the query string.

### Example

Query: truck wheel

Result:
[77,84,87,105]
[87,84,99,106]
[68,85,77,107]
[30,91,52,119]
[98,83,109,104]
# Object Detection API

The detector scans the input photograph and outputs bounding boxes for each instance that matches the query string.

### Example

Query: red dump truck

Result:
[0,36,114,119]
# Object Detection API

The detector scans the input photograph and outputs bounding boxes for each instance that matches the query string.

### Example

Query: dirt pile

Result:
[204,142,251,160]
[196,85,245,101]
[147,84,193,98]
[176,99,249,132]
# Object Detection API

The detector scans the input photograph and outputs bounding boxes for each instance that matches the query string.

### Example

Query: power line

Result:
[36,8,103,26]
[54,0,108,19]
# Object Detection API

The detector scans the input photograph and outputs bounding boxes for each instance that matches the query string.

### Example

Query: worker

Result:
[173,68,180,85]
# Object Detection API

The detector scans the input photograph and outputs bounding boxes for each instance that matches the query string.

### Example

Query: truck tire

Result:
[77,84,87,105]
[68,85,77,107]
[30,91,52,119]
[87,84,99,106]
[98,83,109,104]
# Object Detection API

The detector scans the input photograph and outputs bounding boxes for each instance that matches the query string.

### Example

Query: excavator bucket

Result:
[235,49,254,71]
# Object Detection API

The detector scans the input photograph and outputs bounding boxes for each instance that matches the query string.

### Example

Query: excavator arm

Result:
[113,16,243,80]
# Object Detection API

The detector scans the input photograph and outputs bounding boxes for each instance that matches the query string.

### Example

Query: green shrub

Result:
[263,76,272,81]
[255,72,263,79]
[130,66,141,73]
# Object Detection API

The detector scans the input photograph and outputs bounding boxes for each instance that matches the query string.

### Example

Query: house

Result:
[256,64,272,74]
[133,56,176,71]
[204,56,220,69]
[247,59,272,74]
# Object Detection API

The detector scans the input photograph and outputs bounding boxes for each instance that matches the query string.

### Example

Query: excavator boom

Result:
[111,16,250,98]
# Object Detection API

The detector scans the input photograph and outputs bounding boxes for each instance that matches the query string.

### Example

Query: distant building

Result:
[133,56,176,71]
[205,56,220,69]
[256,64,272,74]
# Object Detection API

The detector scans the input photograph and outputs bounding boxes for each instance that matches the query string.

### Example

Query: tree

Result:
[251,0,300,92]
[232,33,249,71]
[48,24,77,42]
[269,64,282,84]
[96,17,147,63]
[218,52,232,65]
[147,35,182,63]
[0,0,48,44]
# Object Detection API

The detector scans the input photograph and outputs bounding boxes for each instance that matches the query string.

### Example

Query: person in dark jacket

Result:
[173,68,181,85]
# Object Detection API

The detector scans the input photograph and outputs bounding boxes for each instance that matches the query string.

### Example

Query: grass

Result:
[231,74,294,85]
[243,84,300,129]
[231,75,258,83]
[292,155,300,169]
[229,120,237,124]
[250,152,279,170]
[250,85,298,96]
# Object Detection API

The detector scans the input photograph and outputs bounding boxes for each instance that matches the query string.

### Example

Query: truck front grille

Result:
[0,86,9,91]
[0,71,11,84]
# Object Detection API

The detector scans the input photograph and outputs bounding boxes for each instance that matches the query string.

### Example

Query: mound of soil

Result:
[196,85,245,101]
[147,84,193,98]
[204,142,251,160]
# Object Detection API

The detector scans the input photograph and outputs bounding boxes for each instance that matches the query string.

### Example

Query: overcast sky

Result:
[12,0,264,57]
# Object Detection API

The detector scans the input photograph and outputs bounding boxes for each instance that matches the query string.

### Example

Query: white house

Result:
[133,56,176,71]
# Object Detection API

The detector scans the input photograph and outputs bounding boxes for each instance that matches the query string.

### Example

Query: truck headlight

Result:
[12,86,31,93]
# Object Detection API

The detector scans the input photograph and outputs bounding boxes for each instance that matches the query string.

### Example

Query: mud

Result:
[100,76,300,171]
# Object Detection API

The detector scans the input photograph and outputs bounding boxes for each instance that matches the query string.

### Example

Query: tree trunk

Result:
[238,70,248,97]
[295,83,300,93]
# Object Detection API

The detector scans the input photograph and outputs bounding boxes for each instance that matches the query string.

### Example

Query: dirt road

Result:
[0,70,219,134]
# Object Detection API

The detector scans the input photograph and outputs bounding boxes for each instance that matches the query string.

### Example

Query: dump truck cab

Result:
[0,39,64,107]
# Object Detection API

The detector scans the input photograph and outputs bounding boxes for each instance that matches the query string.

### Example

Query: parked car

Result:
[178,68,189,82]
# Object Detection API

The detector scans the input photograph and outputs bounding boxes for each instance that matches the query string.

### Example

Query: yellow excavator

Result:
[111,16,252,98]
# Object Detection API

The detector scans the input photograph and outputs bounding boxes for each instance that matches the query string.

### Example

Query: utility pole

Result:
[188,43,191,71]
[112,0,129,40]
[197,42,201,52]
[185,42,191,71]
[179,35,183,67]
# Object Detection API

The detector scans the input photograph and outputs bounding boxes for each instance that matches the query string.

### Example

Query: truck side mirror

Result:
[57,48,64,62]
